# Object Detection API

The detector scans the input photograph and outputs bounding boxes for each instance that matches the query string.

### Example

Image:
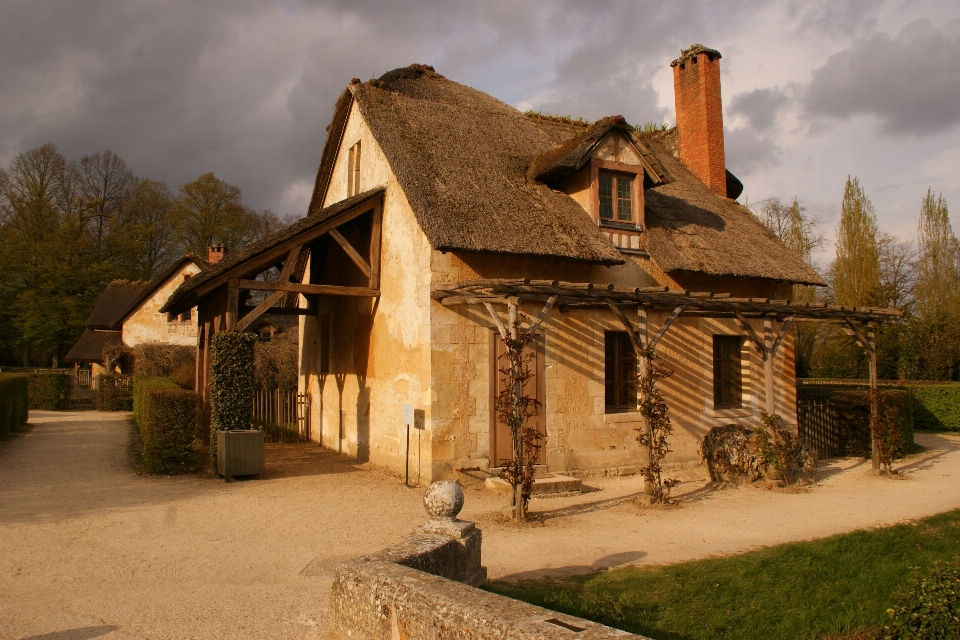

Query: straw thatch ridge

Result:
[161,188,385,314]
[528,116,665,185]
[84,282,152,330]
[348,65,625,265]
[638,129,824,285]
[64,329,123,364]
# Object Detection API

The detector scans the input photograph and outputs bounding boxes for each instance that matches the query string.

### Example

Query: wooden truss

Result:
[434,278,902,470]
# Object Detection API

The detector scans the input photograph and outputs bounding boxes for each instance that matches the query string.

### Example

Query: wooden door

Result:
[490,332,545,468]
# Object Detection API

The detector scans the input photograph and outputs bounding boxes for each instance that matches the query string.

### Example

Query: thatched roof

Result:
[309,66,625,265]
[528,116,665,185]
[64,329,123,364]
[84,282,152,330]
[161,189,384,314]
[306,65,821,285]
[636,130,824,285]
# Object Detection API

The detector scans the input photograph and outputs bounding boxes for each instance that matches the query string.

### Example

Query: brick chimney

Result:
[671,44,726,197]
[207,246,225,265]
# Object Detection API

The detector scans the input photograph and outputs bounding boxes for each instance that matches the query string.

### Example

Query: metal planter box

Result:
[217,429,265,481]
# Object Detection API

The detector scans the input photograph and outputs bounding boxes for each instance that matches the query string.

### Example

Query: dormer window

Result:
[599,173,633,222]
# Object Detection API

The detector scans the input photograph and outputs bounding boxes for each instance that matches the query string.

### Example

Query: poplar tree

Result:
[831,176,882,307]
[914,189,959,315]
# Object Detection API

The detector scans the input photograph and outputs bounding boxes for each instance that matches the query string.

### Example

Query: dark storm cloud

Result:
[728,88,789,133]
[724,127,780,175]
[805,18,960,136]
[9,0,891,214]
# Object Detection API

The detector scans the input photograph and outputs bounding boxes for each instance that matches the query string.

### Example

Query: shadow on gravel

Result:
[21,626,116,640]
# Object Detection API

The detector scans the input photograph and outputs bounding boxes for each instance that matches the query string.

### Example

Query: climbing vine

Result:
[871,390,902,474]
[494,323,543,521]
[635,348,678,503]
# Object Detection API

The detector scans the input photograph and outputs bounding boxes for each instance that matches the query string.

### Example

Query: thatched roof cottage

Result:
[162,46,896,481]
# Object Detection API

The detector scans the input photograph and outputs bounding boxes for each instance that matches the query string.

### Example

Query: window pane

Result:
[606,331,637,412]
[713,336,742,407]
[617,177,632,221]
[599,174,613,219]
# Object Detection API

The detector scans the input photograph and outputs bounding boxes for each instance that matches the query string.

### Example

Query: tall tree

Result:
[753,196,824,376]
[111,178,178,280]
[900,190,960,380]
[172,172,258,255]
[76,151,134,262]
[831,176,882,307]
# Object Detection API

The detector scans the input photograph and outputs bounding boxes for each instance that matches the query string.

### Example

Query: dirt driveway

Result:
[2,411,959,639]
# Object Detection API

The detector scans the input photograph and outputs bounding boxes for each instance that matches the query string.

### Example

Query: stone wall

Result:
[122,263,202,347]
[330,482,648,640]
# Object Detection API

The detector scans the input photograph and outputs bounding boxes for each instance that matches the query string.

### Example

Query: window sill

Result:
[712,407,750,419]
[604,411,643,424]
[600,220,642,232]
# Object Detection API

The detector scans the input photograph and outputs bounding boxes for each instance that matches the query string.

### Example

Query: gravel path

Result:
[2,411,959,639]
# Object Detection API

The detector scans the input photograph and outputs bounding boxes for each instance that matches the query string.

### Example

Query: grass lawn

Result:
[485,508,960,640]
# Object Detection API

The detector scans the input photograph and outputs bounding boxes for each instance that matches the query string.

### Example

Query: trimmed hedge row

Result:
[909,384,960,431]
[0,374,29,435]
[97,375,133,411]
[28,373,69,410]
[829,389,914,458]
[133,376,201,474]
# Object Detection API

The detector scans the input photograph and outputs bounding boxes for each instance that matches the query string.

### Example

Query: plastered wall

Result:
[122,264,202,347]
[301,100,435,478]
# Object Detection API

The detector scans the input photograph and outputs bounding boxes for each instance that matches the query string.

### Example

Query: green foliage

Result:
[486,509,960,640]
[884,557,960,639]
[134,376,201,474]
[832,176,882,307]
[95,375,132,411]
[28,372,68,410]
[829,389,913,458]
[899,313,960,381]
[0,374,29,435]
[210,331,257,468]
[168,363,195,390]
[914,189,958,318]
[909,385,960,431]
[171,172,261,255]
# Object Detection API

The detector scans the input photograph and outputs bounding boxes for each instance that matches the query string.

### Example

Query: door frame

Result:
[488,329,546,468]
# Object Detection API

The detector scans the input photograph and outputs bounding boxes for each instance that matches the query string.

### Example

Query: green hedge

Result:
[210,331,258,468]
[829,389,914,458]
[0,374,29,435]
[133,376,201,474]
[884,557,960,638]
[97,375,133,411]
[909,384,960,431]
[28,373,69,410]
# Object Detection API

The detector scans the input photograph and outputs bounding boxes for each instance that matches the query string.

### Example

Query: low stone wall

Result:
[330,481,649,640]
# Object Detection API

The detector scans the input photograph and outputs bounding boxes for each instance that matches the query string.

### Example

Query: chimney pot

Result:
[671,44,727,197]
[207,246,225,265]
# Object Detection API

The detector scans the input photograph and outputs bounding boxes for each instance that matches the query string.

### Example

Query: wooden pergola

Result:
[433,278,902,469]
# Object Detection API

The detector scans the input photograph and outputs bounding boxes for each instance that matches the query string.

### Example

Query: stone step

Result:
[484,473,582,498]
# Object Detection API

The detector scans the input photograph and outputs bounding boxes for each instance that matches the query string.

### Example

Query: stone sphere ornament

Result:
[423,480,464,521]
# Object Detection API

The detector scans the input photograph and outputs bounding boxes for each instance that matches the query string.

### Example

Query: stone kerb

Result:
[330,480,649,640]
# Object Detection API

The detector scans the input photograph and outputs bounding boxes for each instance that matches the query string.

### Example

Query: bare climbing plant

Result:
[871,390,901,474]
[494,321,543,522]
[635,348,679,503]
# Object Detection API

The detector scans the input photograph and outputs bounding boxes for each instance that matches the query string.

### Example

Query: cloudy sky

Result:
[2,0,959,266]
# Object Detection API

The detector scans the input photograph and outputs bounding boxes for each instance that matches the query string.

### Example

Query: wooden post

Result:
[637,307,652,479]
[764,317,775,416]
[868,325,879,470]
[226,279,239,330]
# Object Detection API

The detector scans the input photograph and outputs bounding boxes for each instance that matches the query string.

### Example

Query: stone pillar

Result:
[413,480,487,586]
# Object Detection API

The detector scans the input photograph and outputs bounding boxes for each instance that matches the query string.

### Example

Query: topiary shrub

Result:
[209,331,258,465]
[132,342,195,378]
[883,557,960,639]
[28,373,69,410]
[909,385,960,432]
[0,374,29,435]
[96,375,133,411]
[133,376,201,474]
